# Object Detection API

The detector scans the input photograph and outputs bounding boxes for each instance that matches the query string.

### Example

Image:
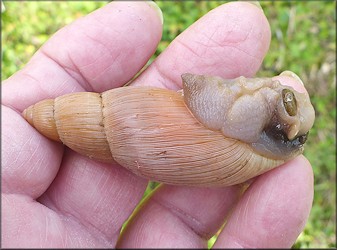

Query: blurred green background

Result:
[1,1,335,248]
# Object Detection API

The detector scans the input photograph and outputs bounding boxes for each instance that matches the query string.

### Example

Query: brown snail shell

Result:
[22,72,315,187]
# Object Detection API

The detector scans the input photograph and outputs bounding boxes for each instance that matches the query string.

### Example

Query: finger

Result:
[273,72,307,93]
[2,1,163,112]
[35,2,162,241]
[210,66,313,248]
[117,185,242,248]
[38,152,148,245]
[2,193,115,248]
[213,155,313,248]
[132,1,271,89]
[2,1,161,205]
[1,106,63,198]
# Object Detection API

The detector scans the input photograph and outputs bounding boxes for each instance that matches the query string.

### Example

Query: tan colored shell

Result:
[22,72,315,187]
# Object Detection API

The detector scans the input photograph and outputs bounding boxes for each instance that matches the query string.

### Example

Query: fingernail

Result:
[146,1,163,25]
[245,1,264,11]
[280,71,305,86]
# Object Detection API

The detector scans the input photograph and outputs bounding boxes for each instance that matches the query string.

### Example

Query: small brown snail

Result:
[22,72,315,187]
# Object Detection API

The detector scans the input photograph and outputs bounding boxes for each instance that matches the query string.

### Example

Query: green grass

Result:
[2,1,335,248]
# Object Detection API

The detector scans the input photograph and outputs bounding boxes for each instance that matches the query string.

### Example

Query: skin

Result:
[2,1,313,248]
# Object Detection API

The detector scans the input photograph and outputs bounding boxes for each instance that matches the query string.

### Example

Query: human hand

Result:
[2,1,313,248]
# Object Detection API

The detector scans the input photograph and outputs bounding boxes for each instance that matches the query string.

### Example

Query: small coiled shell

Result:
[22,72,315,187]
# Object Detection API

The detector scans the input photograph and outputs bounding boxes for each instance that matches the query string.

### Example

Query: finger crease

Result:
[152,62,182,90]
[152,197,210,240]
[41,193,115,246]
[39,48,92,92]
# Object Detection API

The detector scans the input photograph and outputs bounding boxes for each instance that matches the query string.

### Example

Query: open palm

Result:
[2,1,313,248]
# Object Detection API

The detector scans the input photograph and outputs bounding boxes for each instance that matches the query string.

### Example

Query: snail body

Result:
[23,72,315,187]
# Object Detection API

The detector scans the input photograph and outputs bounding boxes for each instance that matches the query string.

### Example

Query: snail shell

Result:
[22,72,315,187]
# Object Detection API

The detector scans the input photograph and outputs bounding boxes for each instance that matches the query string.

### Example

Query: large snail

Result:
[22,71,315,187]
